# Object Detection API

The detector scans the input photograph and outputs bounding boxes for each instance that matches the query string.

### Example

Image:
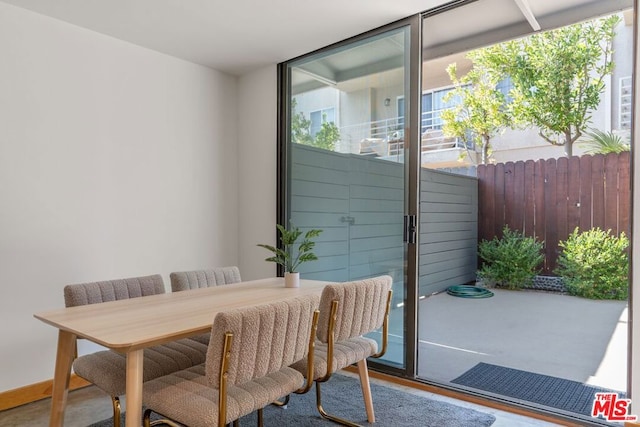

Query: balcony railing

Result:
[339,108,470,157]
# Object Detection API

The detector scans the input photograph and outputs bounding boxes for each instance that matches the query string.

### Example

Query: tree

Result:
[441,63,510,165]
[290,98,340,150]
[314,120,340,151]
[472,15,619,157]
[290,98,313,145]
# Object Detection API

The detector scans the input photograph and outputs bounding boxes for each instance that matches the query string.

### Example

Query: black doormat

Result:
[451,362,625,417]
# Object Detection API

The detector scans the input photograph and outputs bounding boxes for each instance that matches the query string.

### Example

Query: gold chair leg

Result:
[233,420,240,427]
[271,395,290,407]
[257,408,264,427]
[112,396,121,427]
[315,381,362,427]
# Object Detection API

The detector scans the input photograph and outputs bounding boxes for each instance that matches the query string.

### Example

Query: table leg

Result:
[125,349,144,427]
[49,330,76,427]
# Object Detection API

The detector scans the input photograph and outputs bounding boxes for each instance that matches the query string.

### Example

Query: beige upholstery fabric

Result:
[170,266,241,292]
[293,275,392,379]
[63,274,165,307]
[170,266,243,345]
[143,295,320,426]
[73,339,208,397]
[64,274,208,398]
[317,275,392,343]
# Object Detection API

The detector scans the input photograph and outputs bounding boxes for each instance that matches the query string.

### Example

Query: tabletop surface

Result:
[34,278,328,352]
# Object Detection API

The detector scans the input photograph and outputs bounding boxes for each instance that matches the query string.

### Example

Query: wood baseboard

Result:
[0,375,91,411]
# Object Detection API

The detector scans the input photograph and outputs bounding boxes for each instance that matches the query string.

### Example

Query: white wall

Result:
[237,65,279,280]
[0,3,238,391]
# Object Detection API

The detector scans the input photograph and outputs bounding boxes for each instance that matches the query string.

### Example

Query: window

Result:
[309,107,335,137]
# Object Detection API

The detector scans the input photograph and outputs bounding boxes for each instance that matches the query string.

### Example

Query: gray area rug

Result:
[89,373,495,426]
[452,362,625,417]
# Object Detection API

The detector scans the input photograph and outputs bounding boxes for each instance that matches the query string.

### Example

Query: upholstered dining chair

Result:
[170,266,241,291]
[291,275,393,427]
[63,274,209,427]
[142,294,320,427]
[170,266,243,345]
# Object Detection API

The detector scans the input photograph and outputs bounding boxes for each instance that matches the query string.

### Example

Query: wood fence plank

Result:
[494,163,505,238]
[534,160,546,246]
[478,165,494,242]
[619,151,631,235]
[544,158,558,274]
[504,162,516,229]
[513,161,525,233]
[604,153,619,233]
[524,160,535,238]
[567,156,581,235]
[592,154,605,231]
[556,157,569,245]
[579,155,593,231]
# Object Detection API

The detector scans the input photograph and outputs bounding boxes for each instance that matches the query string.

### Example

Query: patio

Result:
[413,288,628,405]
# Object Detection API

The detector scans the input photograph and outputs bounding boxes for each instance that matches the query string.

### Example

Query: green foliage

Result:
[441,63,510,165]
[478,226,544,290]
[257,222,323,273]
[555,227,629,300]
[580,129,630,154]
[471,15,619,156]
[290,99,340,150]
[291,98,314,145]
[313,120,340,150]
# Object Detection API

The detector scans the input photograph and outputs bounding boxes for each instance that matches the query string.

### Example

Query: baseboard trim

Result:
[0,375,91,411]
[343,366,583,426]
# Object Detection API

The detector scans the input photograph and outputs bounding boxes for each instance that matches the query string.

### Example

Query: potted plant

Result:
[257,223,322,288]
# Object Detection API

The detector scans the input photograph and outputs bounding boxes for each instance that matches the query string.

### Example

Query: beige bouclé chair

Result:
[64,274,209,427]
[291,275,393,427]
[170,266,241,292]
[141,294,321,427]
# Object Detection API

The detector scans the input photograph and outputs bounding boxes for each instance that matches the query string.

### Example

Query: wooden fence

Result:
[477,152,631,274]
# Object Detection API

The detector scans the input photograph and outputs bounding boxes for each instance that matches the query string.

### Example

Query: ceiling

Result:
[0,0,633,76]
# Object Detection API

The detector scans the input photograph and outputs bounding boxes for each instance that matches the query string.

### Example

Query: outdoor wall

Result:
[290,144,478,298]
[0,3,238,392]
[419,169,478,296]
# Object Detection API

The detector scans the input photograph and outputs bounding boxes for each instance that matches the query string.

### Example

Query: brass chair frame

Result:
[315,289,392,427]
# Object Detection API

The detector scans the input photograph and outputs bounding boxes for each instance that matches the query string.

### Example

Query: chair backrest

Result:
[205,294,320,388]
[317,275,392,343]
[170,266,241,292]
[64,274,165,307]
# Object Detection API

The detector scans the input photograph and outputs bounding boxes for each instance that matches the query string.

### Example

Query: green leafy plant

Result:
[555,227,629,300]
[478,226,544,290]
[471,15,619,156]
[580,129,630,154]
[441,62,510,165]
[257,223,322,273]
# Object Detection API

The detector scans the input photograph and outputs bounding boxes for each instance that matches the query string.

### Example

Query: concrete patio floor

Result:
[416,288,628,392]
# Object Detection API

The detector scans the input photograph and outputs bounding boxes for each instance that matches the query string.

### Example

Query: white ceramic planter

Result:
[284,272,300,288]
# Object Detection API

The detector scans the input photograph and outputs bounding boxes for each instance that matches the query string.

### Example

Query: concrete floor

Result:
[0,371,562,427]
[417,289,628,391]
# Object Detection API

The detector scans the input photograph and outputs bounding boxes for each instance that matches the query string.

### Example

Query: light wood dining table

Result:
[34,277,329,427]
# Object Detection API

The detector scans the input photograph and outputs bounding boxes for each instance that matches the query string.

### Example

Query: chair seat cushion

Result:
[142,364,304,427]
[73,338,208,396]
[291,336,377,380]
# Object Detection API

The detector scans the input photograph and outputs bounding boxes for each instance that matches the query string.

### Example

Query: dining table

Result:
[34,277,329,427]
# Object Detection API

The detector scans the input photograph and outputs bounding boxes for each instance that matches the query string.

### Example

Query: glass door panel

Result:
[285,26,411,368]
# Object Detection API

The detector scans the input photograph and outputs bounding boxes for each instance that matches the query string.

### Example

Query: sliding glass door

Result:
[280,22,419,369]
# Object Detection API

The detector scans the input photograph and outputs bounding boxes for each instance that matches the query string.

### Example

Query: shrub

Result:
[478,226,544,290]
[555,227,629,300]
